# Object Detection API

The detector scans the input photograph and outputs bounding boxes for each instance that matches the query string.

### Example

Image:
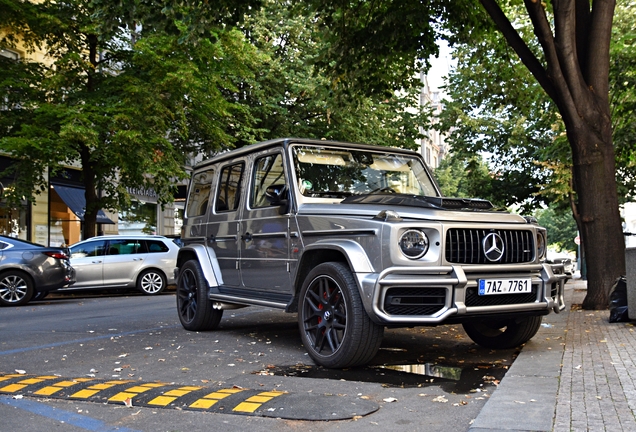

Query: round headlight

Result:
[399,229,429,259]
[537,231,547,260]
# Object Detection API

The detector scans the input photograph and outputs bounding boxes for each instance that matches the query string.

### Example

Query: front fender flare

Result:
[302,239,375,274]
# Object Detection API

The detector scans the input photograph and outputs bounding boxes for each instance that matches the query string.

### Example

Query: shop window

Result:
[49,187,82,246]
[174,206,184,232]
[119,202,157,235]
[0,204,27,240]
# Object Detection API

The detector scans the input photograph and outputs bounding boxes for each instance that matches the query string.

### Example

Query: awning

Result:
[52,185,115,224]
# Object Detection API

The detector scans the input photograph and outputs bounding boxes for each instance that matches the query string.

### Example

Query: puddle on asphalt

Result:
[256,360,506,393]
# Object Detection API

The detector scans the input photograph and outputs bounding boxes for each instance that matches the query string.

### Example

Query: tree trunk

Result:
[82,185,99,240]
[569,126,625,309]
[479,0,623,309]
[80,144,98,240]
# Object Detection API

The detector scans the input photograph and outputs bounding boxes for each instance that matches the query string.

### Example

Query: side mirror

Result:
[265,184,289,214]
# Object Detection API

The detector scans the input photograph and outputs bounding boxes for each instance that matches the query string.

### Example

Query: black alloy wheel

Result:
[298,262,383,368]
[176,260,222,331]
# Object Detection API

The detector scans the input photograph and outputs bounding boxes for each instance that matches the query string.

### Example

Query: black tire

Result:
[462,315,543,349]
[176,260,223,331]
[137,269,167,295]
[32,291,49,301]
[298,262,384,368]
[0,271,34,307]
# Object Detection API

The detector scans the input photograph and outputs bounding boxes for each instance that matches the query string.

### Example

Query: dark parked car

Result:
[0,235,75,306]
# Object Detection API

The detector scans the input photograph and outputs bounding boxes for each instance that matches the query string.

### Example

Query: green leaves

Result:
[0,0,264,236]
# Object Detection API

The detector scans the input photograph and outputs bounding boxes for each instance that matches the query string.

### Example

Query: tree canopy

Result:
[0,0,266,238]
[438,1,636,212]
[0,0,428,239]
[237,0,429,148]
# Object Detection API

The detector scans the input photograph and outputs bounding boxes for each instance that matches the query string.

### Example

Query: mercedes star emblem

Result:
[483,232,505,262]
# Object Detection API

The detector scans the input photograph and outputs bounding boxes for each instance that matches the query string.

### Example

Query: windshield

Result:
[292,145,440,198]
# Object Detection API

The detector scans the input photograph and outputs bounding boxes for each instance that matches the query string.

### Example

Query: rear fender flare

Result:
[177,244,222,288]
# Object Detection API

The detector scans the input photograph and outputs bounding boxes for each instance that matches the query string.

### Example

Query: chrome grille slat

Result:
[445,229,534,264]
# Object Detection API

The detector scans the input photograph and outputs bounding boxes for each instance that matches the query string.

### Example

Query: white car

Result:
[547,251,575,280]
[65,235,179,295]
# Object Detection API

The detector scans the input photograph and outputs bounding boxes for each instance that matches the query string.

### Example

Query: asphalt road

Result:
[0,290,519,432]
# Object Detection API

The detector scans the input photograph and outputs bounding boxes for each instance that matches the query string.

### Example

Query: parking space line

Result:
[0,395,141,432]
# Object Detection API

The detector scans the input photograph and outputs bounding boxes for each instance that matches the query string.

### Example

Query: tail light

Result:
[43,251,69,260]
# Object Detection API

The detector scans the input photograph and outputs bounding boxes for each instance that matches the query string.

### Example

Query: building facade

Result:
[418,71,448,169]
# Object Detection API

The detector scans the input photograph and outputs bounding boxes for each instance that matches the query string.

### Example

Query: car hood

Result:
[296,195,529,224]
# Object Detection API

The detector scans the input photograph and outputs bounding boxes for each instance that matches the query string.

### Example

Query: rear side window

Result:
[215,163,244,212]
[107,239,142,255]
[251,153,286,208]
[186,169,214,217]
[144,240,169,253]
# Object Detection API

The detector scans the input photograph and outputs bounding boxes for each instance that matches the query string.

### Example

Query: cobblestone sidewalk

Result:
[554,281,636,431]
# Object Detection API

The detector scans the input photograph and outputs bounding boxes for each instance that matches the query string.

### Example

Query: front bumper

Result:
[359,263,567,325]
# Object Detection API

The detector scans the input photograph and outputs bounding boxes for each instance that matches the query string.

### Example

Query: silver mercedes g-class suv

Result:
[176,138,566,368]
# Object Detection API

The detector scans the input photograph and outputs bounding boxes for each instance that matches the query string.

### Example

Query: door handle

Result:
[91,260,102,264]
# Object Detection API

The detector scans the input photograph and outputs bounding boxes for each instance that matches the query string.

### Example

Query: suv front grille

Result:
[465,286,538,306]
[445,229,534,264]
[383,287,447,316]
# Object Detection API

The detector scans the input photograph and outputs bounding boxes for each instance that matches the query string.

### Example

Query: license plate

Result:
[478,278,532,295]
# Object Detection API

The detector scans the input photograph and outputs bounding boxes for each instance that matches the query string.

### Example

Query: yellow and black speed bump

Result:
[0,374,378,420]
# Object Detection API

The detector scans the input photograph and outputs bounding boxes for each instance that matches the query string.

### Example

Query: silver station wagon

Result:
[176,138,566,368]
[67,235,179,295]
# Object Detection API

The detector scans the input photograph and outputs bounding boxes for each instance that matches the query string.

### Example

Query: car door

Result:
[240,150,291,293]
[206,160,244,288]
[69,239,107,288]
[102,239,147,287]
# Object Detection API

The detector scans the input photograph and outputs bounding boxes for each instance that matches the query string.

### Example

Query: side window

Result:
[107,239,141,255]
[145,240,169,253]
[215,163,244,212]
[186,169,214,217]
[251,153,286,208]
[70,240,107,258]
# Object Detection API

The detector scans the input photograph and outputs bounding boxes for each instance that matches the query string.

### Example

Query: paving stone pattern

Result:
[554,283,636,431]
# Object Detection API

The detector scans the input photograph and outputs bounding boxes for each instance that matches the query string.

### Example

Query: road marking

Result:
[0,374,378,420]
[0,395,141,432]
